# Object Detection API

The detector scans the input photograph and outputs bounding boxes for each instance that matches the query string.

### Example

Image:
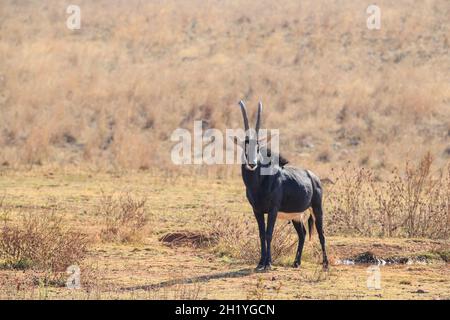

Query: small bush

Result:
[0,211,89,284]
[99,191,149,243]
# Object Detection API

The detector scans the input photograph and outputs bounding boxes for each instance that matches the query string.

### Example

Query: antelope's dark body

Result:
[243,164,319,214]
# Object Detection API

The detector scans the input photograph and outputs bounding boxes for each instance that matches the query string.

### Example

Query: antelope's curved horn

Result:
[238,100,250,132]
[255,101,263,135]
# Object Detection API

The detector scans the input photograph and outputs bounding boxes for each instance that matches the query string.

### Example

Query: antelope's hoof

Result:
[264,263,272,271]
[255,264,265,272]
[292,261,300,268]
[322,261,329,270]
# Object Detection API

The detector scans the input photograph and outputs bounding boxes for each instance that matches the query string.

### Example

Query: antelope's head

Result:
[235,100,267,171]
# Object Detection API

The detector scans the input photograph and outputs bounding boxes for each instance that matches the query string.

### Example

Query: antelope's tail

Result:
[306,169,321,240]
[307,212,315,240]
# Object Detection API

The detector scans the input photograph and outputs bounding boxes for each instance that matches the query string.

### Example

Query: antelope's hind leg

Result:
[312,203,329,269]
[309,173,329,270]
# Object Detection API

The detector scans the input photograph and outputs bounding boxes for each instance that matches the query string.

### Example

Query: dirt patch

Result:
[159,231,216,248]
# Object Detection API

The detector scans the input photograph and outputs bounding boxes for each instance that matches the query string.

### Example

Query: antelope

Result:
[234,100,328,271]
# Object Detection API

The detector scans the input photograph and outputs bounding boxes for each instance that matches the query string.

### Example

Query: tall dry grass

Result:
[0,0,448,174]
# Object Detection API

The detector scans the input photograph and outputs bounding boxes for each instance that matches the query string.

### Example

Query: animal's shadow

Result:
[121,268,255,292]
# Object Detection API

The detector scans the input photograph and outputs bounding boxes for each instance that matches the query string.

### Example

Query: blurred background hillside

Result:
[0,0,449,176]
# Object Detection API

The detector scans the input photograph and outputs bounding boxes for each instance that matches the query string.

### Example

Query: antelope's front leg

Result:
[253,211,266,271]
[264,208,278,270]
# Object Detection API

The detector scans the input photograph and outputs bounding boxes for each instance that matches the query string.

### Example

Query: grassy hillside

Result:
[0,0,449,174]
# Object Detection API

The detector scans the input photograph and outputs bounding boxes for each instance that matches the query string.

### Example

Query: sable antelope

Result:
[234,100,328,271]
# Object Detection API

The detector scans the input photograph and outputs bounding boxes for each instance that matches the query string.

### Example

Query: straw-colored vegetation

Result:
[0,0,448,299]
[0,0,448,173]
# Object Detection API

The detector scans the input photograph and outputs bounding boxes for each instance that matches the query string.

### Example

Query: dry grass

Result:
[0,0,448,175]
[246,276,283,300]
[98,191,149,243]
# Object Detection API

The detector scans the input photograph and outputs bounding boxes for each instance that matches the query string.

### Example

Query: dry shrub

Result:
[99,191,149,243]
[327,153,450,239]
[210,215,296,264]
[373,153,449,238]
[0,211,89,284]
[326,167,376,235]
